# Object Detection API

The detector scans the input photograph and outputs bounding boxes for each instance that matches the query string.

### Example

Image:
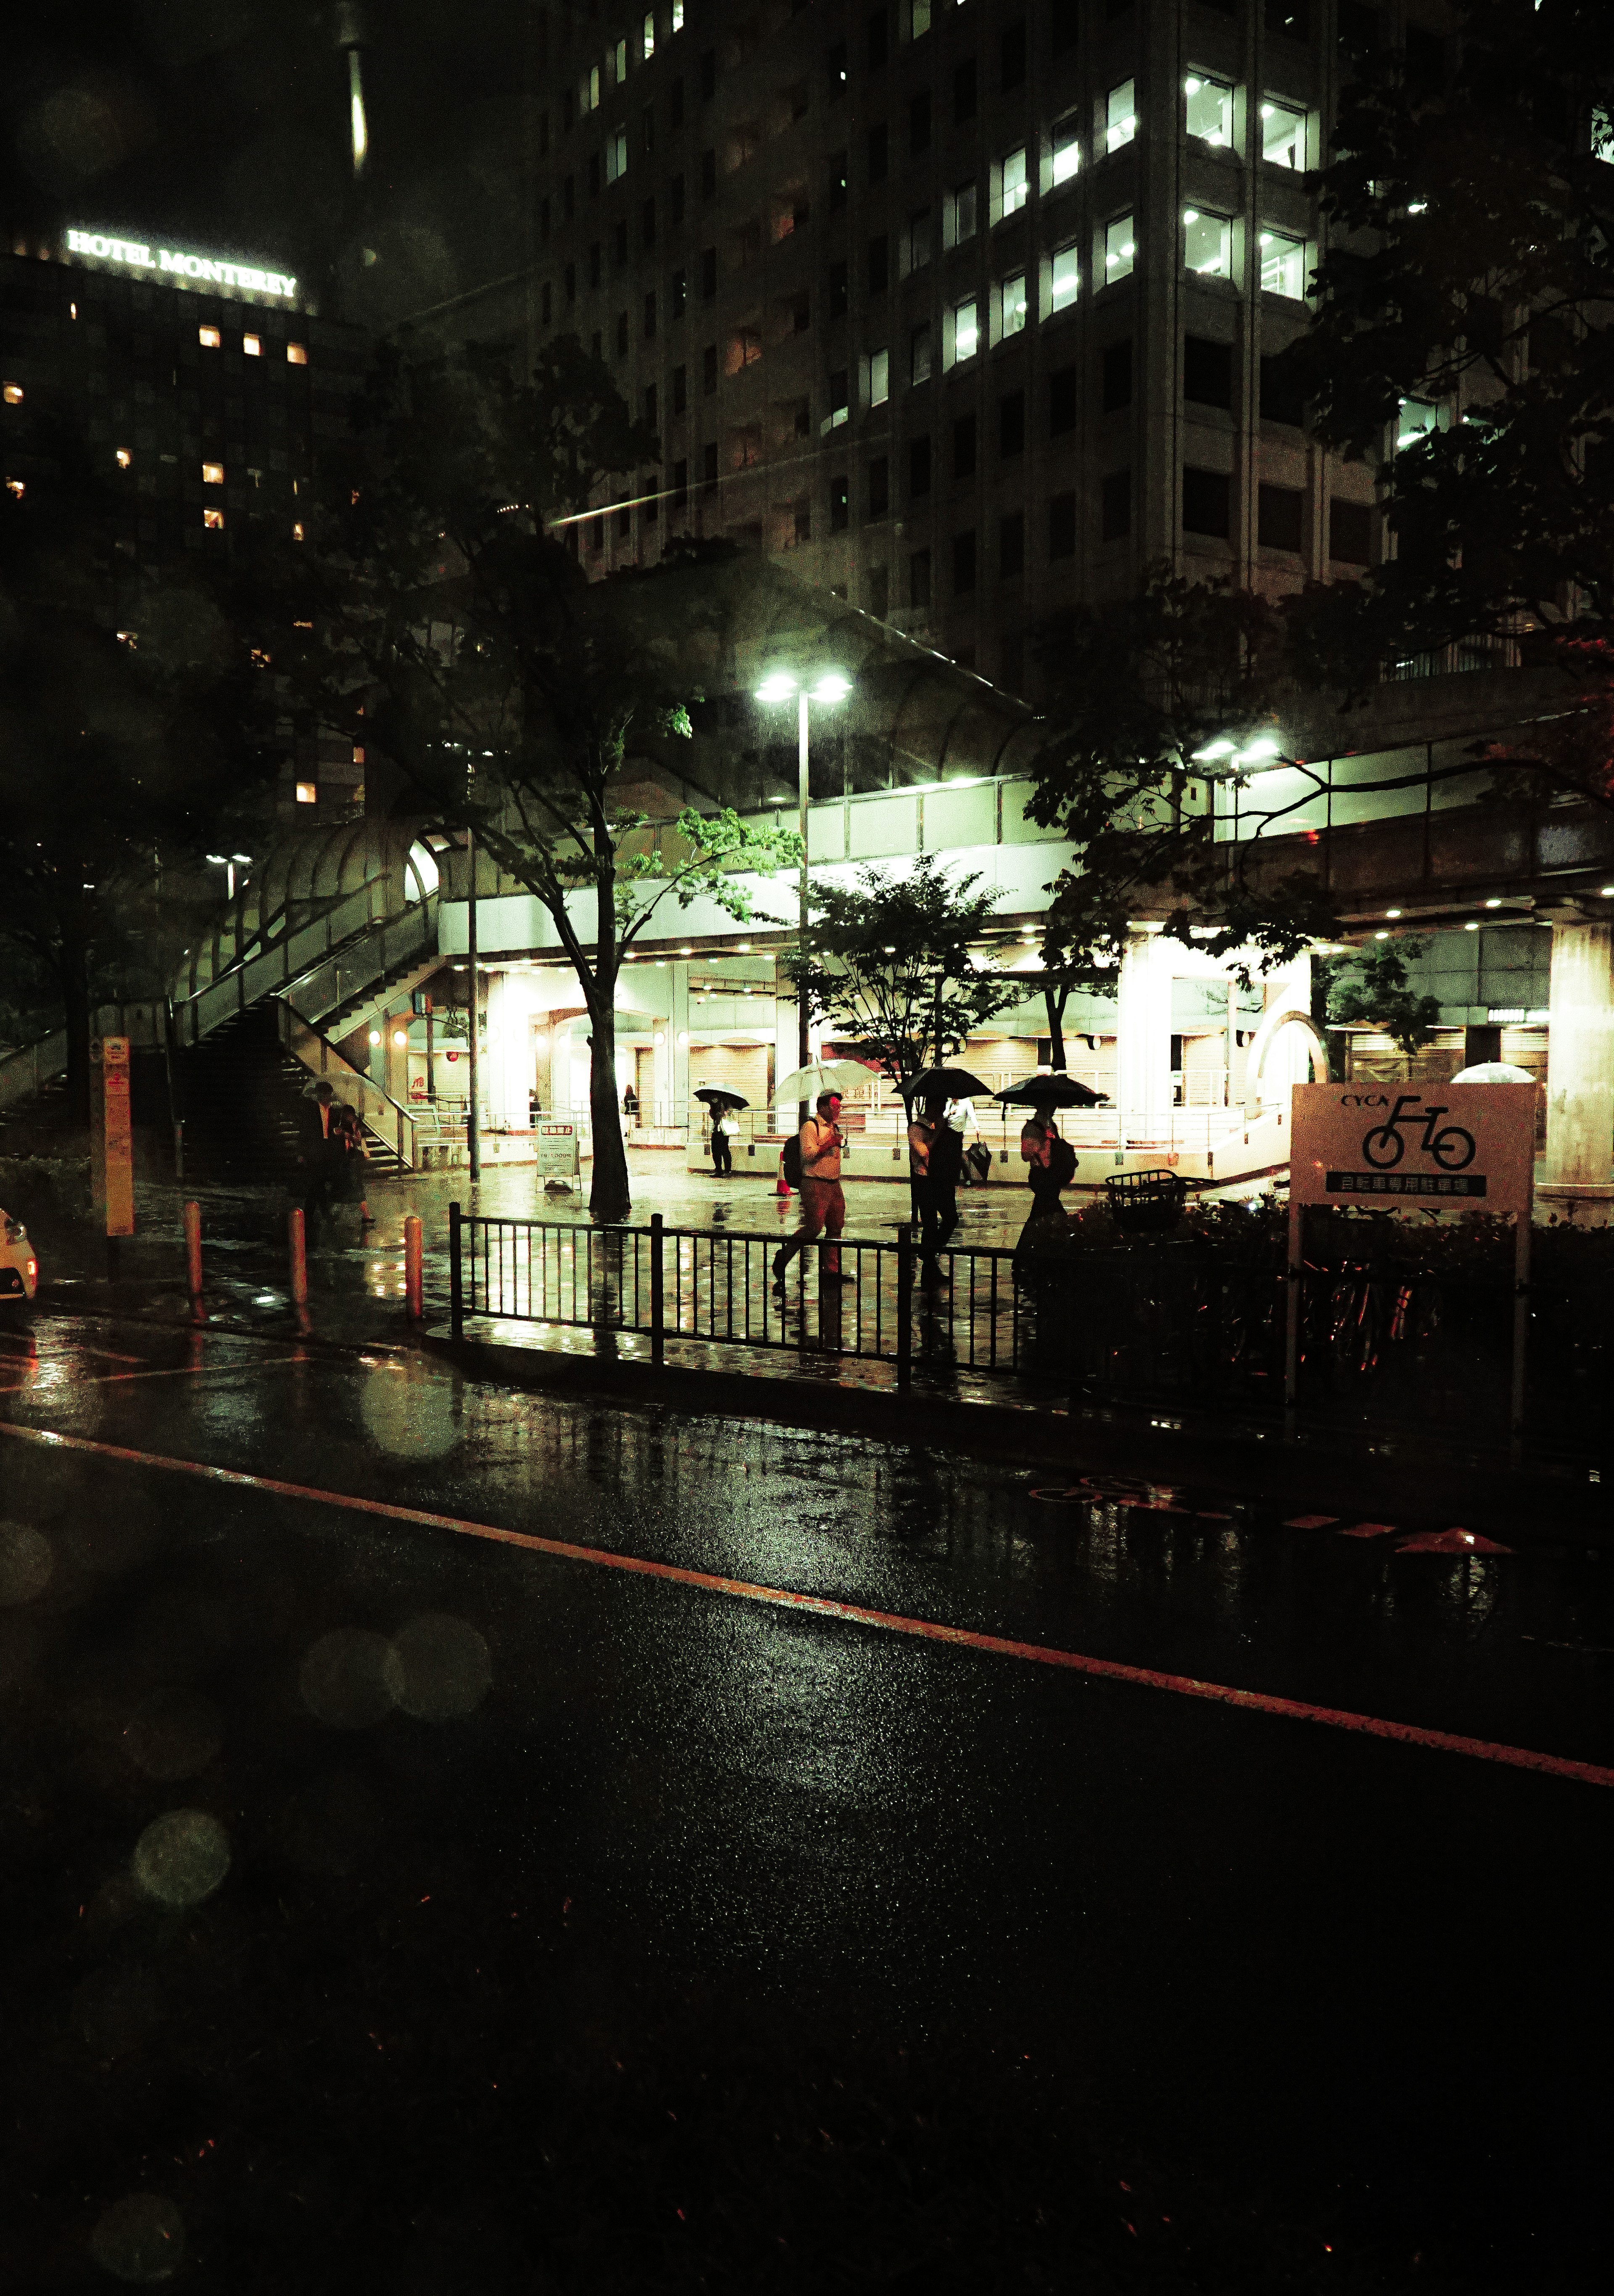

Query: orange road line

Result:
[1,1417,1609,1792]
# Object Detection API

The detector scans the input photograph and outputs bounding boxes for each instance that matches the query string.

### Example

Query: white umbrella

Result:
[1450,1061,1537,1083]
[772,1058,872,1107]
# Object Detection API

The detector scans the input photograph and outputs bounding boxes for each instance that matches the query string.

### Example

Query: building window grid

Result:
[1000,272,1028,338]
[1261,98,1307,169]
[1184,208,1233,279]
[1104,215,1137,283]
[1259,229,1308,298]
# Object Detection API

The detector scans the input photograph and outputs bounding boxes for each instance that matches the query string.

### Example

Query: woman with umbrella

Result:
[694,1086,746,1177]
[994,1074,1098,1265]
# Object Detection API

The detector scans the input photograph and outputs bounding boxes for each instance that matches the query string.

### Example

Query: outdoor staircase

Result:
[174,1006,408,1185]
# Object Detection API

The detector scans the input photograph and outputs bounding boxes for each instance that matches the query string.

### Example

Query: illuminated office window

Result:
[115,447,132,467]
[1000,272,1027,336]
[1259,229,1307,298]
[203,507,225,530]
[1397,397,1440,450]
[1104,214,1137,282]
[672,0,684,28]
[1050,241,1080,311]
[946,179,978,246]
[953,297,979,362]
[202,461,224,484]
[1106,80,1137,155]
[869,347,890,406]
[1183,208,1232,277]
[295,781,318,804]
[614,37,627,80]
[1051,113,1080,185]
[1261,98,1307,169]
[287,343,308,365]
[998,147,1028,219]
[292,521,306,541]
[911,0,931,35]
[642,10,655,58]
[1184,74,1235,148]
[243,333,262,356]
[1,383,22,405]
[199,325,222,348]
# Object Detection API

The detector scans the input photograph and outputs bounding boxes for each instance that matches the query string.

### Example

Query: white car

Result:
[0,1207,37,1307]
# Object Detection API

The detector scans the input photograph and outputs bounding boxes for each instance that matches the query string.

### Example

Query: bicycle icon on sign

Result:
[1361,1094,1476,1171]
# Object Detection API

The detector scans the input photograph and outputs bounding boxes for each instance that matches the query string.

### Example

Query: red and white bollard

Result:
[183,1199,203,1322]
[404,1214,423,1322]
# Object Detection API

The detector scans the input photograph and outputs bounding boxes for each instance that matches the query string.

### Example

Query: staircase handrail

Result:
[282,897,440,1033]
[173,885,357,1003]
[172,880,433,1048]
[274,1001,430,1172]
[0,1028,69,1117]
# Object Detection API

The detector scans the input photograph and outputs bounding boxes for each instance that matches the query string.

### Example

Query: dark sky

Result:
[2,1,536,323]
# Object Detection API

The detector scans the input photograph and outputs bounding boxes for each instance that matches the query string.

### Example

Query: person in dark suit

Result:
[300,1081,342,1241]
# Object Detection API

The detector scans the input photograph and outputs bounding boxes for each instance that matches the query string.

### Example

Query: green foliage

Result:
[784,855,1017,1083]
[1292,0,1614,647]
[1029,567,1339,988]
[1321,936,1443,1055]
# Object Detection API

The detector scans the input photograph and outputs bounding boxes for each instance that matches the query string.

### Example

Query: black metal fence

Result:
[444,1206,1590,1457]
[448,1204,1033,1389]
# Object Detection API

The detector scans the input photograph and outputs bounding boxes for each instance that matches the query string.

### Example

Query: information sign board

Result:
[537,1122,579,1179]
[1289,1083,1537,1217]
[101,1035,135,1238]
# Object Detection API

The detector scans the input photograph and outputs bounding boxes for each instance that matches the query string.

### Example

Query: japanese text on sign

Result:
[1289,1082,1537,1217]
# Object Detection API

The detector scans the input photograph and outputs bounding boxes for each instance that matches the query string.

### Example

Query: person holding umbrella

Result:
[993,1074,1092,1262]
[694,1086,746,1177]
[907,1091,964,1286]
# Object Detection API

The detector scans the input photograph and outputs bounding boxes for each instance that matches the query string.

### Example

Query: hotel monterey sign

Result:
[65,229,297,301]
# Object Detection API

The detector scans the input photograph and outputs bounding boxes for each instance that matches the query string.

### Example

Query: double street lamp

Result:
[755,668,851,1109]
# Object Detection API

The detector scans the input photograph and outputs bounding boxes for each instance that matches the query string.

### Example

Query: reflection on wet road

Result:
[4,1308,1613,2291]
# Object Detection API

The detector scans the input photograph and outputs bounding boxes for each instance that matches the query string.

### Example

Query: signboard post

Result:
[97,1035,136,1275]
[537,1122,580,1186]
[1287,1083,1538,1455]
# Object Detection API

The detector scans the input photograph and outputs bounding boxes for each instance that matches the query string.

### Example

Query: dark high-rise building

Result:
[0,224,369,820]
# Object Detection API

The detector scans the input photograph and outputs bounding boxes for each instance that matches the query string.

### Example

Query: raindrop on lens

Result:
[0,1521,53,1604]
[299,1627,403,1727]
[89,2193,185,2283]
[131,1810,230,1907]
[390,1614,492,1719]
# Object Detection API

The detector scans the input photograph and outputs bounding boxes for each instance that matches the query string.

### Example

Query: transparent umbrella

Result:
[771,1058,873,1106]
[1449,1062,1537,1084]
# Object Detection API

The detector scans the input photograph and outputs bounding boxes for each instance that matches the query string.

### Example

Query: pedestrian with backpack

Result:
[1014,1114,1077,1270]
[773,1090,854,1286]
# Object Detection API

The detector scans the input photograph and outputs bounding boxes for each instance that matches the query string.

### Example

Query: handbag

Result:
[965,1140,992,1185]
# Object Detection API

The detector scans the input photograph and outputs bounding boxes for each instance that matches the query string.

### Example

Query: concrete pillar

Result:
[669,961,691,1127]
[485,971,534,1130]
[383,1009,409,1105]
[1543,920,1614,1214]
[1117,934,1174,1139]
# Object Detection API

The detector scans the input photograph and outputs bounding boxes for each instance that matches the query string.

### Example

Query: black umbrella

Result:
[694,1086,749,1109]
[993,1073,1106,1109]
[900,1066,991,1102]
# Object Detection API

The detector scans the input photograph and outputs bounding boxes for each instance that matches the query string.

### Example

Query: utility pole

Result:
[797,687,811,1130]
[466,826,480,1182]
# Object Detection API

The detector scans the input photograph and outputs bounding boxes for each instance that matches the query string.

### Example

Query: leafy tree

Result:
[1028,568,1340,991]
[1292,0,1614,655]
[1319,936,1443,1057]
[785,856,1018,1086]
[0,439,263,1116]
[230,340,799,1221]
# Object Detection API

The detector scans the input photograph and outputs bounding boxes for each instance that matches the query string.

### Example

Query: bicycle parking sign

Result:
[1289,1082,1537,1217]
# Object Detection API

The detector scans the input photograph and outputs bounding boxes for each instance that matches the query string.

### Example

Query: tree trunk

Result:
[59,926,92,1125]
[587,993,630,1220]
[1044,984,1069,1072]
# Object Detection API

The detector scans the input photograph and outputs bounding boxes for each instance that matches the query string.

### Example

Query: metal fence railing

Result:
[447,1205,1034,1390]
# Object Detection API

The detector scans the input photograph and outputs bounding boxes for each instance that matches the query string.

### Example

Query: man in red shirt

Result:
[773,1090,855,1285]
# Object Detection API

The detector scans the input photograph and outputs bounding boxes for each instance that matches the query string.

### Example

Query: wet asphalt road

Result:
[3,1310,1614,2292]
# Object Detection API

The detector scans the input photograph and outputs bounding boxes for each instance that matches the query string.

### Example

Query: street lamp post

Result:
[756,669,851,1125]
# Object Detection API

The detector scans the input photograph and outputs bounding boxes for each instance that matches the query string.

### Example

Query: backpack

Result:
[1049,1137,1078,1190]
[781,1133,804,1187]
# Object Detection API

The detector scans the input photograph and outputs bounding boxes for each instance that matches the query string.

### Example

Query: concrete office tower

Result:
[390,0,1417,697]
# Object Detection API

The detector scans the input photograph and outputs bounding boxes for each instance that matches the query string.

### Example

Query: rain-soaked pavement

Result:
[3,1306,1613,2291]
